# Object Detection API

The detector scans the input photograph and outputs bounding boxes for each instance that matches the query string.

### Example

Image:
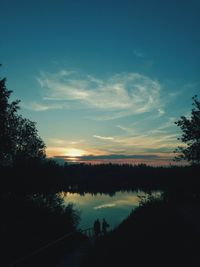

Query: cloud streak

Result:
[93,135,115,140]
[94,196,140,210]
[22,101,69,111]
[36,70,163,119]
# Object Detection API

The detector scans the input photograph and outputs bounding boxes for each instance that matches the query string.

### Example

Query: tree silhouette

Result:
[0,68,45,166]
[175,95,200,165]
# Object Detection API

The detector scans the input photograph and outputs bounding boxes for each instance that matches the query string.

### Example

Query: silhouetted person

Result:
[93,219,100,237]
[102,218,109,235]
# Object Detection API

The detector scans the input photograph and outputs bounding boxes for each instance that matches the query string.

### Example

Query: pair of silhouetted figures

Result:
[93,218,109,236]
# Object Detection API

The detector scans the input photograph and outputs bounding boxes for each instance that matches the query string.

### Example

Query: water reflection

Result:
[63,191,144,229]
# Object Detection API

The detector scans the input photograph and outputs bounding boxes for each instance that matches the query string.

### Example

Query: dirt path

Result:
[57,239,93,267]
[177,202,200,233]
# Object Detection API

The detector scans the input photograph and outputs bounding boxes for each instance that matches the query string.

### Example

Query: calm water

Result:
[63,191,144,230]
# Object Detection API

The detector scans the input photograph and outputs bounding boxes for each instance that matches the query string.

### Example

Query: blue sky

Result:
[1,0,200,165]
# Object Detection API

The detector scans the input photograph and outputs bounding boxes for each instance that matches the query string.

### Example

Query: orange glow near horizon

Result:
[45,146,186,167]
[46,147,87,158]
[46,146,109,158]
[64,148,86,157]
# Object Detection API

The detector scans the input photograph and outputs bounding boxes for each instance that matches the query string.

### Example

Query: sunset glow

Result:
[64,148,86,158]
[1,0,199,166]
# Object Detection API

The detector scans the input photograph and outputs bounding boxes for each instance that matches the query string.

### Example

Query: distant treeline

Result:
[1,160,200,195]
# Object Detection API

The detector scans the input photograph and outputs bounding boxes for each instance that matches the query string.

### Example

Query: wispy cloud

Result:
[47,138,84,146]
[158,108,165,116]
[36,70,163,119]
[116,125,138,135]
[150,117,177,134]
[93,135,115,141]
[94,203,116,210]
[91,197,139,210]
[90,129,180,155]
[22,101,69,111]
[106,133,179,150]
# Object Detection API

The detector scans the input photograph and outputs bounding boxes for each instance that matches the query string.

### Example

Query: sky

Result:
[1,0,200,165]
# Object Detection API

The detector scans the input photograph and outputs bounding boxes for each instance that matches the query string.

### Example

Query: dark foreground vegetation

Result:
[0,68,87,266]
[0,192,86,267]
[2,163,200,267]
[83,193,200,267]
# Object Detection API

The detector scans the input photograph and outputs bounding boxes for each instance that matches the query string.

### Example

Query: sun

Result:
[46,147,87,158]
[65,148,86,157]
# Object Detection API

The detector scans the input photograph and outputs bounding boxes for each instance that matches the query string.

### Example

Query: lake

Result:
[63,191,144,230]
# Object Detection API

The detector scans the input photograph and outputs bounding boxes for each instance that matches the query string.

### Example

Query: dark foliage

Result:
[175,95,200,165]
[0,69,83,267]
[0,192,81,267]
[0,72,45,167]
[83,194,200,267]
